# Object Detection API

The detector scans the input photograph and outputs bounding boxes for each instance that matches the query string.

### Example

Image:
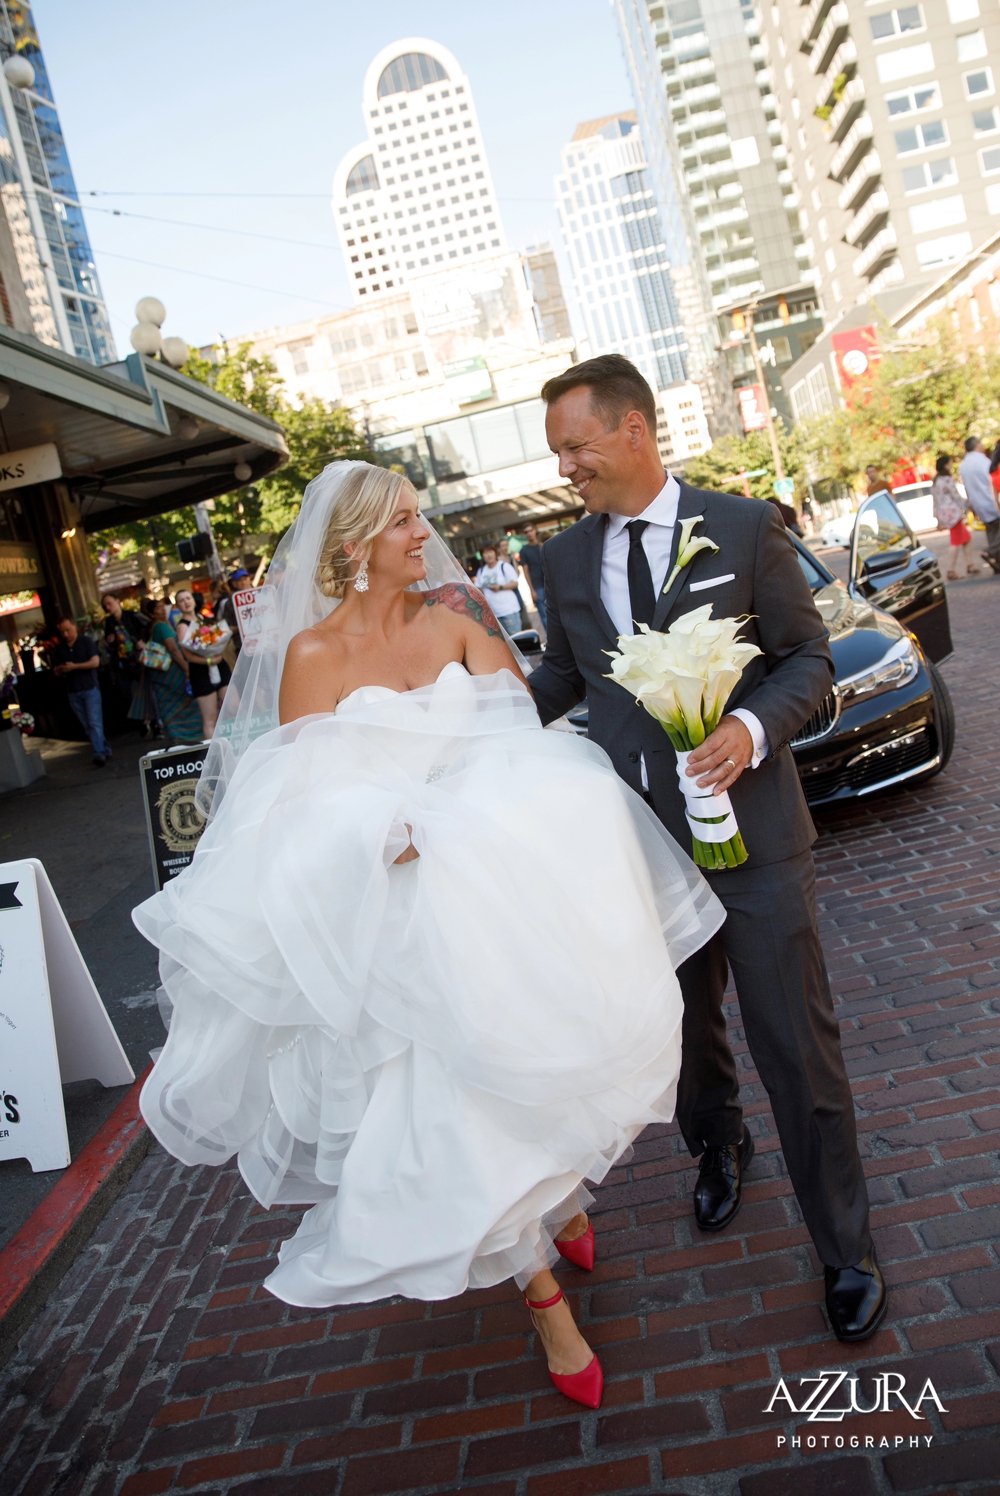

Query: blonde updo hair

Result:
[318,463,416,599]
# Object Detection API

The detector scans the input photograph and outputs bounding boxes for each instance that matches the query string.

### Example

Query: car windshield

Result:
[795,547,832,594]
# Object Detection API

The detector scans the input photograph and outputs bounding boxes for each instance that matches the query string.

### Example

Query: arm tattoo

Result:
[424,582,502,638]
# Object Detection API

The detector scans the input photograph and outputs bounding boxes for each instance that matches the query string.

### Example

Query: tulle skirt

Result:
[134,665,723,1305]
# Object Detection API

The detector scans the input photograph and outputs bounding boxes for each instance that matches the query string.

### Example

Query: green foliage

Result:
[89,343,372,568]
[682,429,806,502]
[798,317,1000,489]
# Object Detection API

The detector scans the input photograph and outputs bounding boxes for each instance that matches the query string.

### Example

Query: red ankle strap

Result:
[525,1288,564,1310]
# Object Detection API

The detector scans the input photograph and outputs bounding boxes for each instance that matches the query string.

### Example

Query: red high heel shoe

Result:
[555,1219,595,1271]
[524,1287,603,1409]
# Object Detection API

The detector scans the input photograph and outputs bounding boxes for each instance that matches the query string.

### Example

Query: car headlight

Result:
[838,636,920,704]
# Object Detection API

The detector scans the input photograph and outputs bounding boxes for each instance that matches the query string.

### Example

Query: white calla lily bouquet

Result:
[606,605,762,870]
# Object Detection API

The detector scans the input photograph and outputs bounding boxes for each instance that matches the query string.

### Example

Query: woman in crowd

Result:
[146,599,205,744]
[102,592,158,737]
[173,587,231,737]
[932,453,978,580]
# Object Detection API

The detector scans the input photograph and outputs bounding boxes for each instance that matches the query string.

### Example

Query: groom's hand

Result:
[686,716,754,795]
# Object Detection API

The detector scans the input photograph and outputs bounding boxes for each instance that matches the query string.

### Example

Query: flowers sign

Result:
[606,605,762,869]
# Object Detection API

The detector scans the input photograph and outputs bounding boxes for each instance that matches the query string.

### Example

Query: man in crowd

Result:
[52,617,111,766]
[959,436,1000,574]
[864,464,893,498]
[518,523,548,630]
[475,543,523,640]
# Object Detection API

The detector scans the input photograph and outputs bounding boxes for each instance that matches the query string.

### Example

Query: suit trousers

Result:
[674,847,871,1269]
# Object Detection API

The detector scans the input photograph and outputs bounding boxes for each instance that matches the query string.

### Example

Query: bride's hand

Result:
[394,825,420,864]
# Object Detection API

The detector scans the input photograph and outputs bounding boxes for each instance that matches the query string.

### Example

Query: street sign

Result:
[0,859,133,1172]
[140,743,210,893]
[774,478,795,496]
[232,585,278,655]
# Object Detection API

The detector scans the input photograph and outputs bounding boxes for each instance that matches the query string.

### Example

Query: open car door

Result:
[849,489,953,662]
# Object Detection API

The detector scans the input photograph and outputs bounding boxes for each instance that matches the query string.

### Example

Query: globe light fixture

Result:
[0,383,10,410]
[160,336,189,368]
[135,296,166,327]
[233,461,252,482]
[3,56,35,90]
[130,322,162,355]
[177,416,199,440]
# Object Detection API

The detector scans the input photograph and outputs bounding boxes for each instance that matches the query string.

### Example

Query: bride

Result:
[134,461,723,1410]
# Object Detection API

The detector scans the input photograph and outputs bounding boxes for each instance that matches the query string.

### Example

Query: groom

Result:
[527,355,885,1343]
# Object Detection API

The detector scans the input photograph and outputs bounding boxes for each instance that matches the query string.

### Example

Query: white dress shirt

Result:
[600,475,767,784]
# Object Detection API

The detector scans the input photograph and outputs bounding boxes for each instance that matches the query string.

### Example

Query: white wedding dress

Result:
[134,663,723,1307]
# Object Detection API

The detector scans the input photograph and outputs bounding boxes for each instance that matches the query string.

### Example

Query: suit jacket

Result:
[527,479,835,869]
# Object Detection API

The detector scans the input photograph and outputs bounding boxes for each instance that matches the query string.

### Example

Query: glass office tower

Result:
[0,2,115,363]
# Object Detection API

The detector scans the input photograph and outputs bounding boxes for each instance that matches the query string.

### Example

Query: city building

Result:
[554,110,714,460]
[230,38,587,558]
[333,38,506,305]
[760,0,1000,310]
[0,4,115,364]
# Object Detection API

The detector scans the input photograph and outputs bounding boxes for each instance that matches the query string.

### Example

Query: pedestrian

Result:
[959,436,1000,574]
[52,617,111,766]
[101,593,151,729]
[145,599,205,745]
[475,543,523,639]
[932,454,978,579]
[518,523,548,630]
[211,574,243,663]
[864,464,892,497]
[174,587,231,737]
[498,537,530,630]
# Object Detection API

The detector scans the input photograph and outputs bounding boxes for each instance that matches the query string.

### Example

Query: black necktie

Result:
[626,519,656,630]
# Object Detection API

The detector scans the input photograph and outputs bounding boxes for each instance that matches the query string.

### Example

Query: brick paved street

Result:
[2,564,999,1496]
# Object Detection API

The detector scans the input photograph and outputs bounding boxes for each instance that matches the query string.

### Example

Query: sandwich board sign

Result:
[0,859,134,1172]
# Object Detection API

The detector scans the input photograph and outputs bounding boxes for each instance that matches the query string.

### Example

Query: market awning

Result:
[0,325,288,533]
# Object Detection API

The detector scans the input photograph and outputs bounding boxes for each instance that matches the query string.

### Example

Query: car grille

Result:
[791,690,841,747]
[800,727,935,803]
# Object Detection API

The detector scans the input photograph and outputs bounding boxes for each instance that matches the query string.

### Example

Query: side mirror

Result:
[510,629,541,652]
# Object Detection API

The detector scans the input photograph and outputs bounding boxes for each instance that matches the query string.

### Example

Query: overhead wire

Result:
[91,248,351,310]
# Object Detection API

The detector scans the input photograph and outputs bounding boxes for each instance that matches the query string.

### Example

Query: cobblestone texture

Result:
[2,574,999,1496]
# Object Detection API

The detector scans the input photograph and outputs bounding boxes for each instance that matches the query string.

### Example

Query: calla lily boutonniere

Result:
[662,515,719,594]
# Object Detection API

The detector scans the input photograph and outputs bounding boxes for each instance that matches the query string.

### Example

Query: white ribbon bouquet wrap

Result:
[606,605,762,870]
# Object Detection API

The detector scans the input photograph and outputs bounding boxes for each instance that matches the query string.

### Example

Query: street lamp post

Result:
[743,308,786,487]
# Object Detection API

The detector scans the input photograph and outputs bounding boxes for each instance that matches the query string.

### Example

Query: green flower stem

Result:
[649,715,748,870]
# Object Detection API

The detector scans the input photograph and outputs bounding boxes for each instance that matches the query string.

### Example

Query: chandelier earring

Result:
[353,557,369,594]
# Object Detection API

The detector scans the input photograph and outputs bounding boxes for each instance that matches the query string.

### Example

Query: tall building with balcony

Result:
[0,3,114,363]
[332,38,507,303]
[761,0,1000,309]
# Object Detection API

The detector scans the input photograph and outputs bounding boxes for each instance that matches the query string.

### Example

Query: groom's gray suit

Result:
[527,477,872,1268]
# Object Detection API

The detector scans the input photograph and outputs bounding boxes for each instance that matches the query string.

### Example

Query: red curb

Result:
[0,1062,153,1362]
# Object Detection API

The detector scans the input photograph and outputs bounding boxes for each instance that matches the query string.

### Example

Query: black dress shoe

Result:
[693,1125,754,1233]
[825,1249,887,1342]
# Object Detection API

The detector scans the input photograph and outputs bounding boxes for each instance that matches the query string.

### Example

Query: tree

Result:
[682,427,806,503]
[89,343,372,569]
[798,317,1000,490]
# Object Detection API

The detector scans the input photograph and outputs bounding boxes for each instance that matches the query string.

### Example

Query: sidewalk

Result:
[0,731,165,1250]
[1,567,999,1495]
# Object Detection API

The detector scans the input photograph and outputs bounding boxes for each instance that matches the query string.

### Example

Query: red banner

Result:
[831,325,880,390]
[737,384,768,432]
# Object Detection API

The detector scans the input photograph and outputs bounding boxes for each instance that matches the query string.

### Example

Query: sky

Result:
[33,0,634,357]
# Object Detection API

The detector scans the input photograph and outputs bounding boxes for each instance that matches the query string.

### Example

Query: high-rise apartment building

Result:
[333,38,506,304]
[0,3,114,363]
[760,0,1000,309]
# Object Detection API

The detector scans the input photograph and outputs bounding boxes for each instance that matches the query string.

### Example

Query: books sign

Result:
[0,443,62,494]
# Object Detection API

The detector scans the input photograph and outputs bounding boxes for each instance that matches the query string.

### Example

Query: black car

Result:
[562,486,955,806]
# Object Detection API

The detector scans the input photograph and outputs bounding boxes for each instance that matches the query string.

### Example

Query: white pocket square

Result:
[689,573,736,592]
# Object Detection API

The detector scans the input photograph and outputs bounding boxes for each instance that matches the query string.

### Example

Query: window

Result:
[909,194,965,232]
[894,119,948,152]
[886,82,941,114]
[980,145,1000,173]
[965,68,994,96]
[915,230,972,265]
[957,29,987,62]
[856,492,914,570]
[947,0,979,19]
[903,156,957,190]
[870,6,924,40]
[876,42,935,83]
[973,107,999,133]
[987,183,1000,213]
